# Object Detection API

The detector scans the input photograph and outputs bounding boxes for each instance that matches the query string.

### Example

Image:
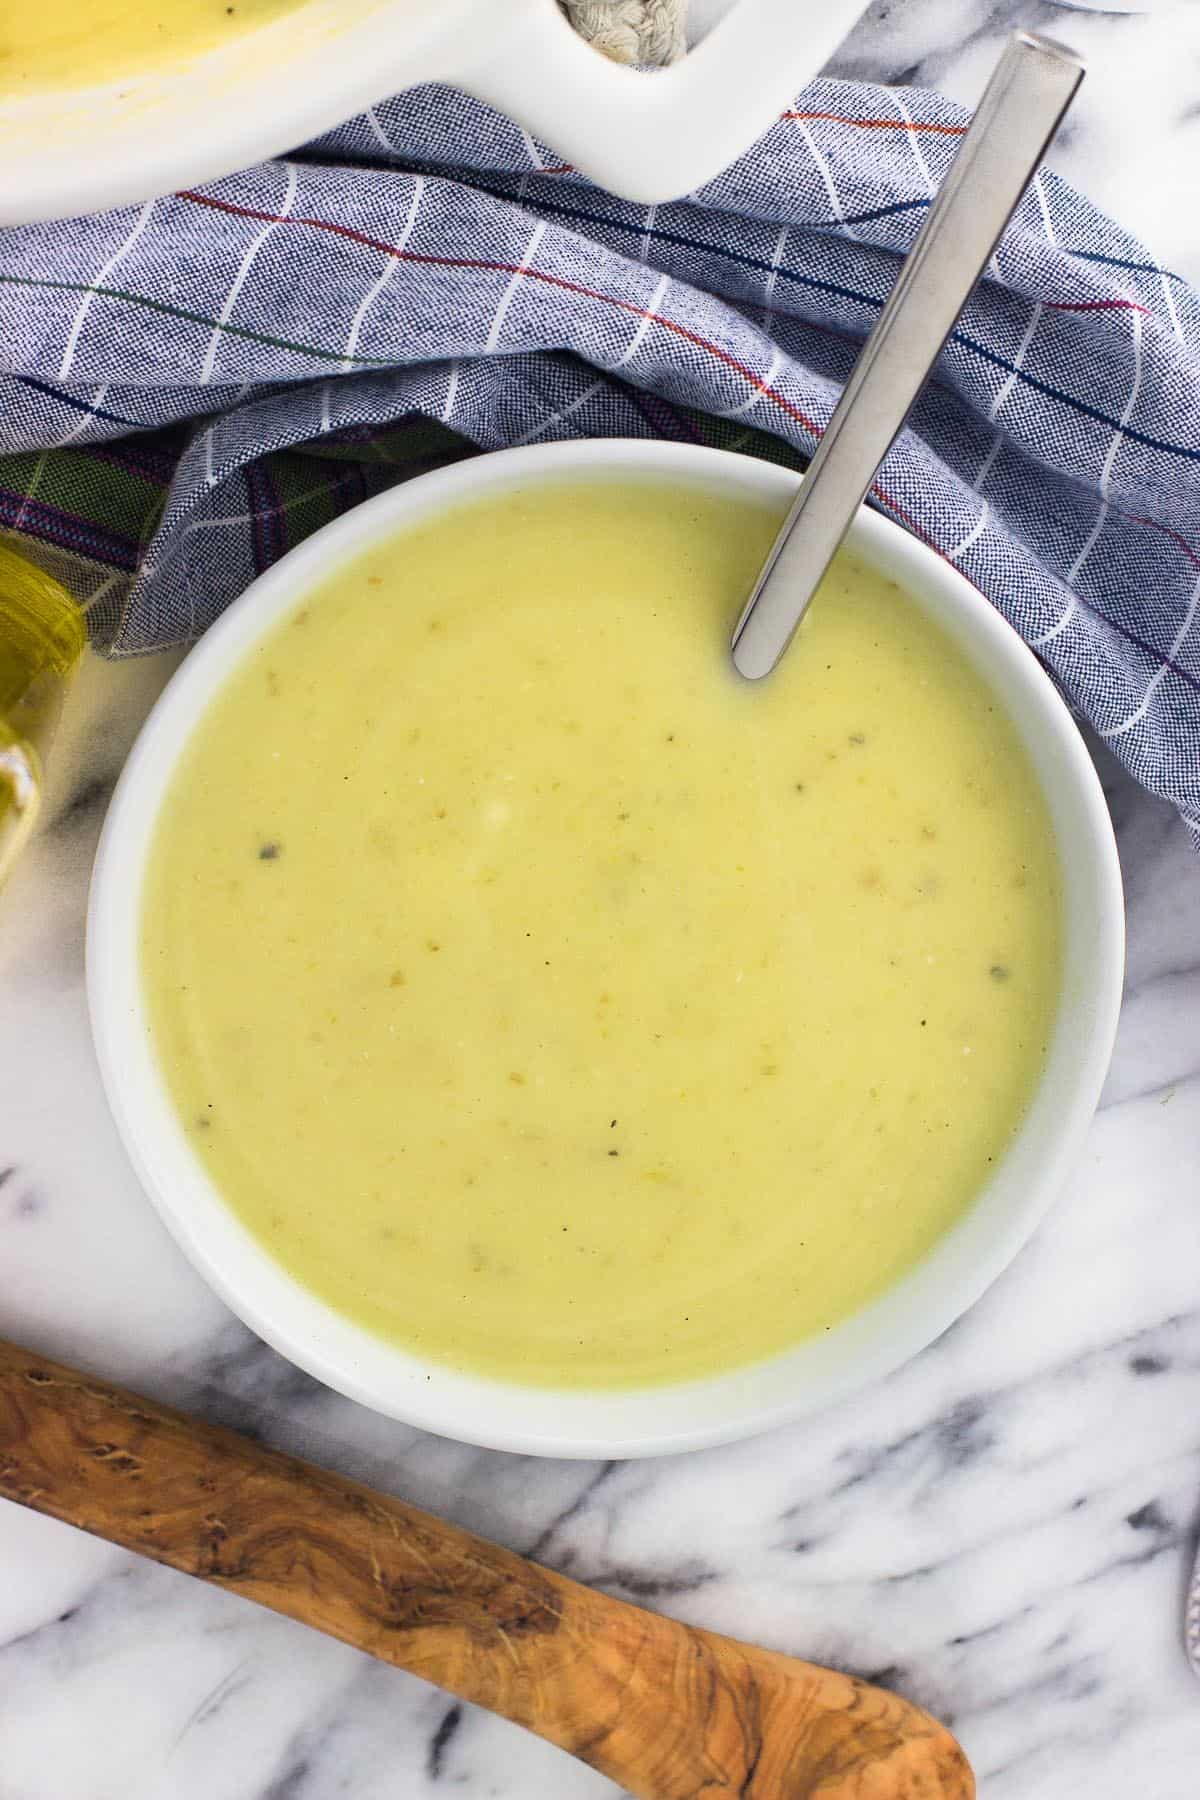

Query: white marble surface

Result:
[3,3,1200,1795]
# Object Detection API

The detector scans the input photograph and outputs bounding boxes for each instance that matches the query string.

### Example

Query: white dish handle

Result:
[454,0,873,203]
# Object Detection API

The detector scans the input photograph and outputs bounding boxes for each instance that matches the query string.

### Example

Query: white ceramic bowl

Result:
[88,441,1124,1458]
[1,0,873,226]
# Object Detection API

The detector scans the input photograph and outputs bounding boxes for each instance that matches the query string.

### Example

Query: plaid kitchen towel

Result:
[1,79,1199,841]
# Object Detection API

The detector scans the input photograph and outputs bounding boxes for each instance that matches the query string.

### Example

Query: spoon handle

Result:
[0,1335,974,1799]
[731,30,1084,680]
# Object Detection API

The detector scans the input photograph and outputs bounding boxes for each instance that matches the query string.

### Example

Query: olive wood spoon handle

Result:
[0,1337,973,1799]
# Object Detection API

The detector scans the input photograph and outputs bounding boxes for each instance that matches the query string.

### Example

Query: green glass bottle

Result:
[0,541,86,886]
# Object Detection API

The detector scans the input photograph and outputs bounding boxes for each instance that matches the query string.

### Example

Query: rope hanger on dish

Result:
[559,0,688,64]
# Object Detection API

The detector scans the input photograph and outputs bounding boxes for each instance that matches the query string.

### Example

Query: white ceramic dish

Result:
[1,0,873,226]
[87,439,1124,1458]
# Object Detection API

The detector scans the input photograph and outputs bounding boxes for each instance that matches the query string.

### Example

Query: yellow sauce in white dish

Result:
[1,0,309,94]
[142,479,1063,1389]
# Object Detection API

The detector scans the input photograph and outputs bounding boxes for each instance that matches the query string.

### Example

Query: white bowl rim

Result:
[87,438,1125,1459]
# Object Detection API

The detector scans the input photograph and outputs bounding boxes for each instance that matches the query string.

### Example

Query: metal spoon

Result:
[731,31,1085,681]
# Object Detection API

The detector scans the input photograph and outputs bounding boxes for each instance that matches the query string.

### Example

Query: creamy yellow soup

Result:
[1,0,306,94]
[143,480,1062,1390]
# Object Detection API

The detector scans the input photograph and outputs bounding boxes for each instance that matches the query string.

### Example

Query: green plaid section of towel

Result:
[0,406,804,649]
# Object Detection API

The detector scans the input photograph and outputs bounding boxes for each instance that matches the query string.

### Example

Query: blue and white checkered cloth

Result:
[2,79,1199,840]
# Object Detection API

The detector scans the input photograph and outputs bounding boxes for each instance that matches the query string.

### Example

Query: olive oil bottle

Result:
[0,542,86,886]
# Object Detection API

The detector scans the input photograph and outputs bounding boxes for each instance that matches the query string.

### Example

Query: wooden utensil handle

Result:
[0,1338,973,1798]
